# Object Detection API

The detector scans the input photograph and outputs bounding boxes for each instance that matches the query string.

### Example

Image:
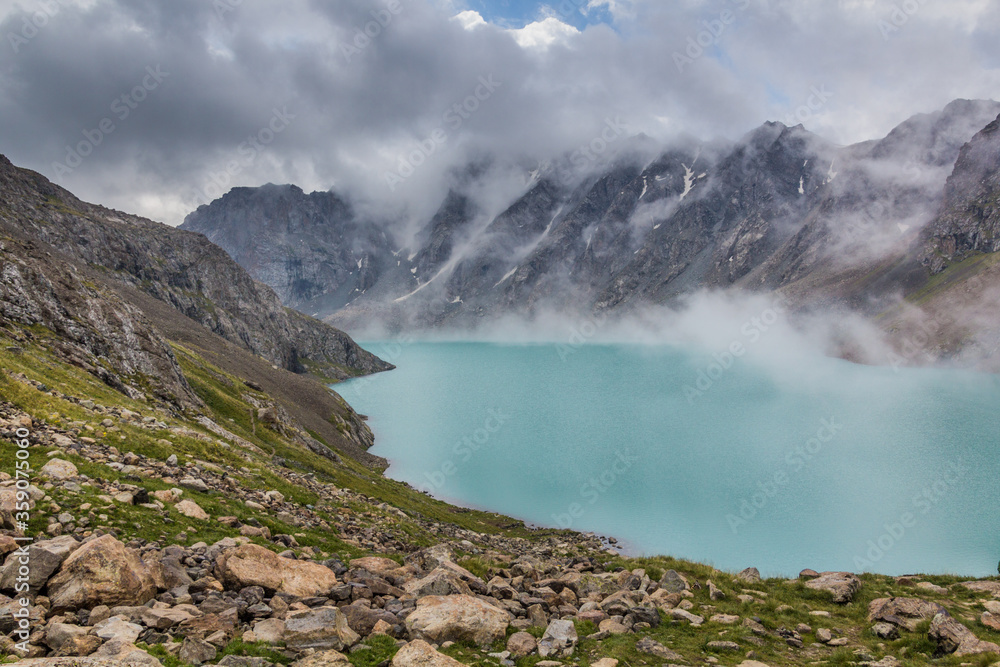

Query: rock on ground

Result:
[392,640,466,667]
[404,594,509,647]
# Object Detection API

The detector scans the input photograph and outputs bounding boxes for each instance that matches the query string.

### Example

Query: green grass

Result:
[218,639,292,665]
[347,633,399,667]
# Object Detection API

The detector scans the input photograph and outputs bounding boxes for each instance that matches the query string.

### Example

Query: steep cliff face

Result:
[0,156,391,382]
[0,232,194,404]
[922,114,1000,272]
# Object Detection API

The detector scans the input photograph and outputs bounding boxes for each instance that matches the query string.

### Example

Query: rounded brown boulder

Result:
[46,535,156,612]
[215,543,339,597]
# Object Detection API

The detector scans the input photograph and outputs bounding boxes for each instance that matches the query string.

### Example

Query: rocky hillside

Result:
[181,100,1000,337]
[1,325,1000,667]
[0,155,391,384]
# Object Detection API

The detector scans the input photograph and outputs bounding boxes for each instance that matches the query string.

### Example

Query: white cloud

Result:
[509,17,580,49]
[452,10,486,31]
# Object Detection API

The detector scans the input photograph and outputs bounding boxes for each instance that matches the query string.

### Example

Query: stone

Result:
[816,627,833,643]
[711,614,741,625]
[827,638,850,647]
[284,606,361,651]
[341,604,397,637]
[659,569,689,593]
[708,580,726,600]
[215,543,340,597]
[985,601,1000,615]
[915,581,948,595]
[404,567,473,598]
[871,622,899,640]
[506,632,537,658]
[93,616,143,643]
[92,639,162,667]
[176,499,210,520]
[739,662,774,667]
[592,660,619,667]
[371,619,394,637]
[391,640,466,667]
[804,572,862,603]
[253,618,286,644]
[930,612,1000,656]
[140,607,198,630]
[868,597,946,631]
[598,619,629,634]
[405,594,509,647]
[166,454,178,466]
[737,567,762,583]
[537,618,577,658]
[707,641,741,652]
[959,581,1000,595]
[40,458,78,480]
[45,623,89,651]
[218,658,273,667]
[635,637,684,661]
[46,535,156,612]
[527,603,547,627]
[0,535,79,592]
[179,476,211,493]
[292,649,353,667]
[52,634,104,657]
[669,608,704,625]
[983,612,1000,631]
[350,556,402,576]
[404,544,455,572]
[179,636,218,665]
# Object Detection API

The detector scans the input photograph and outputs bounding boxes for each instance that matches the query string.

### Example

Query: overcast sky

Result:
[1,0,998,226]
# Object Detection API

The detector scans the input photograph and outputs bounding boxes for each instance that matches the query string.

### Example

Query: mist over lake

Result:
[338,341,1000,578]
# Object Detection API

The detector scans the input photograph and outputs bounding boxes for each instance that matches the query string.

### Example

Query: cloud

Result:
[0,0,996,227]
[509,17,580,48]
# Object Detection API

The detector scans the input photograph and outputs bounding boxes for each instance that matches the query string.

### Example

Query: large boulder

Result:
[392,640,466,667]
[215,544,339,597]
[46,535,156,612]
[283,607,360,651]
[868,597,947,631]
[0,535,79,592]
[350,556,403,576]
[404,595,509,646]
[658,570,690,593]
[804,572,862,603]
[929,611,1000,656]
[0,487,34,531]
[537,619,578,658]
[39,458,79,480]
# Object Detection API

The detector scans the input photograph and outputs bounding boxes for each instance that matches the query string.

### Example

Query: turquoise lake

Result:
[336,341,1000,577]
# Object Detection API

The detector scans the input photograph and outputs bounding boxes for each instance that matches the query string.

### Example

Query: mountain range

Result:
[180,99,1000,371]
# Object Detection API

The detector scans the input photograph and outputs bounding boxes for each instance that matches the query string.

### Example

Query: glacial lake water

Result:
[336,341,1000,577]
